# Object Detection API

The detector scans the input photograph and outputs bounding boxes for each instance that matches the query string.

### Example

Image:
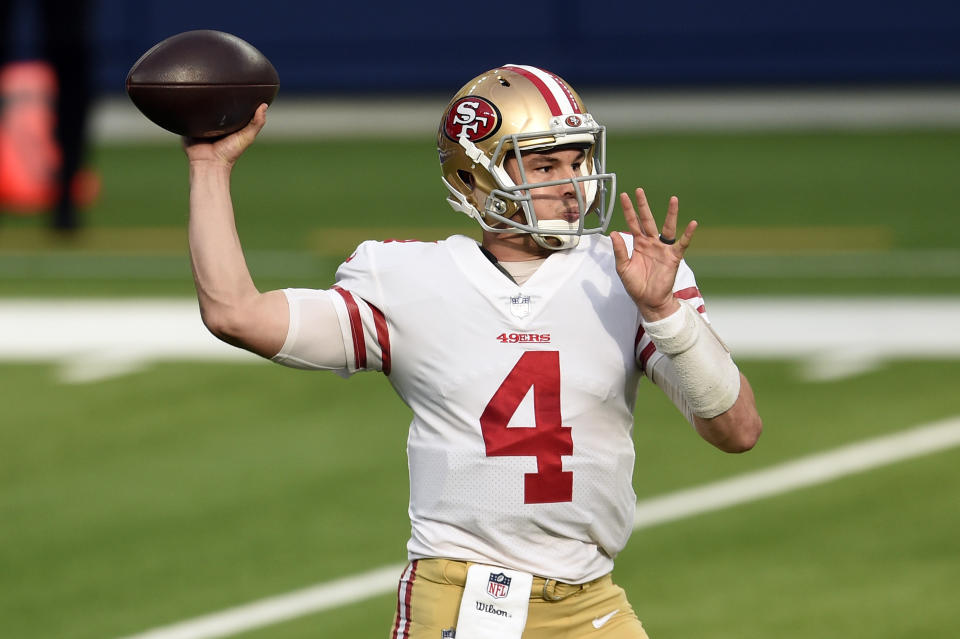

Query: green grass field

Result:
[1,127,959,638]
[3,128,960,295]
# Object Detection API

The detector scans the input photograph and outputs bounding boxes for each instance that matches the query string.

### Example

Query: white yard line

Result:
[3,297,960,383]
[117,565,408,639]
[118,416,960,639]
[632,416,960,527]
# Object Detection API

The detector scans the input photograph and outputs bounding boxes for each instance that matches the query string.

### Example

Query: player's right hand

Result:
[182,103,268,168]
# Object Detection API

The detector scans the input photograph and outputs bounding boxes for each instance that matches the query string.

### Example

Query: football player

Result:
[183,64,762,638]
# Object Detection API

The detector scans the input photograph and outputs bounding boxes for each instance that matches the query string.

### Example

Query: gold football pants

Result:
[389,559,650,639]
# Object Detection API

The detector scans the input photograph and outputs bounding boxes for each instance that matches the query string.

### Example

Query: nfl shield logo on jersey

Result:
[486,572,512,599]
[510,295,530,318]
[441,629,456,638]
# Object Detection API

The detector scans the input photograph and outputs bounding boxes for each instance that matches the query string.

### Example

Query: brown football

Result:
[125,30,279,138]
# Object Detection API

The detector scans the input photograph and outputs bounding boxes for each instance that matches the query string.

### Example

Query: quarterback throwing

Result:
[183,64,762,639]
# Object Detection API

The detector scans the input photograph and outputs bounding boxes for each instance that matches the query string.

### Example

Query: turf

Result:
[111,127,960,252]
[1,128,958,638]
[60,129,960,248]
[2,128,959,296]
[1,359,958,638]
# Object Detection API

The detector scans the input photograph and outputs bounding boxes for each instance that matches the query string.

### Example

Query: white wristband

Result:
[642,302,741,419]
[641,303,699,354]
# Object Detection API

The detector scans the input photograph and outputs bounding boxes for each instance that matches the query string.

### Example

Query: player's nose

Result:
[559,174,584,200]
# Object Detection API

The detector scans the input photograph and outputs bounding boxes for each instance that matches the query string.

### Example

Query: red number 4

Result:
[480,351,573,504]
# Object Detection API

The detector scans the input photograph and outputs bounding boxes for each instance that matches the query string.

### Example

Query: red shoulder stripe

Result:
[370,302,391,376]
[332,286,366,370]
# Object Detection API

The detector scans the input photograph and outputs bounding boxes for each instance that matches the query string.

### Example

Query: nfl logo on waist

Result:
[487,572,512,599]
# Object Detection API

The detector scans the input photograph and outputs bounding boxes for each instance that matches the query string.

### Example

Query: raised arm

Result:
[183,103,289,357]
[612,188,762,453]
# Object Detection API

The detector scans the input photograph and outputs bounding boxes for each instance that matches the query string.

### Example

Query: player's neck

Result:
[481,231,554,262]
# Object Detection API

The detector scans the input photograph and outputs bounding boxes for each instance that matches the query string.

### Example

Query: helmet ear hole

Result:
[457,170,475,191]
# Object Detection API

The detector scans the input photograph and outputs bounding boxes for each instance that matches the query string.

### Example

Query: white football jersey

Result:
[295,233,704,583]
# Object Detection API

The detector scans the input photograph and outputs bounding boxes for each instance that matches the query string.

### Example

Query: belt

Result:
[414,558,609,602]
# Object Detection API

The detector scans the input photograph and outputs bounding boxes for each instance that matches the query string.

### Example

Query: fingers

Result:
[660,196,679,241]
[610,229,627,270]
[632,188,660,238]
[619,187,697,253]
[618,192,644,236]
[211,104,269,163]
[248,103,269,133]
[620,188,681,240]
[676,219,698,252]
[619,187,661,239]
[181,104,268,160]
[235,103,269,145]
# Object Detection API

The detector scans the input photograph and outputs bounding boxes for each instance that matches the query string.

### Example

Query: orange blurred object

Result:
[0,61,100,214]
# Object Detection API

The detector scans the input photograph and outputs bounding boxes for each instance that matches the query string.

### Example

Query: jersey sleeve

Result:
[269,241,392,377]
[327,241,392,377]
[327,285,391,376]
[270,288,348,371]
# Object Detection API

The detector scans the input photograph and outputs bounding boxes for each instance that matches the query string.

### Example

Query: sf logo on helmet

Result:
[444,97,501,142]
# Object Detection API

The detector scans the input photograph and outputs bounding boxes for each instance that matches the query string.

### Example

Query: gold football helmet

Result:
[438,64,616,250]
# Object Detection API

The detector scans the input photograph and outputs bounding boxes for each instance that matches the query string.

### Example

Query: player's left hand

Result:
[610,187,698,321]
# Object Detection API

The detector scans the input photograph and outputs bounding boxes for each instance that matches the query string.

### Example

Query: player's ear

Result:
[457,170,475,191]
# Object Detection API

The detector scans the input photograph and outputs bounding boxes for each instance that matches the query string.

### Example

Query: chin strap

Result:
[441,176,480,220]
[459,137,516,192]
[532,220,580,250]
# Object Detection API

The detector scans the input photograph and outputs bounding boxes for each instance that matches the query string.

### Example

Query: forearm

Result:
[188,160,260,328]
[180,105,286,357]
[644,302,762,452]
[692,373,762,452]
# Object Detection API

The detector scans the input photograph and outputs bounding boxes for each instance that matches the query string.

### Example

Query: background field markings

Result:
[0,225,896,257]
[2,297,957,383]
[704,297,960,381]
[116,416,960,639]
[116,564,408,639]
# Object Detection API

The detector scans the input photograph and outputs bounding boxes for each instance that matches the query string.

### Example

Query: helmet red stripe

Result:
[502,64,575,116]
[545,70,583,115]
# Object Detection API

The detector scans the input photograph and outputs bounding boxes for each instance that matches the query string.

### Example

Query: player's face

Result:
[503,148,587,223]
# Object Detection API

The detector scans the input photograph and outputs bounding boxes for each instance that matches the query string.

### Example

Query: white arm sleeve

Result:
[270,288,348,370]
[647,355,697,426]
[643,301,741,420]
